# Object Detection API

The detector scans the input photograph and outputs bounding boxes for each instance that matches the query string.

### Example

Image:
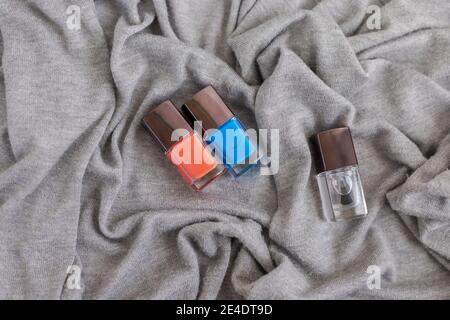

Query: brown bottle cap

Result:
[313,127,358,173]
[142,100,193,152]
[181,86,234,131]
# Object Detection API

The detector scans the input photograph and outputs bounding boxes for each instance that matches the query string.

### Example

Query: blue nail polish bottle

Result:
[206,116,256,176]
[181,86,261,177]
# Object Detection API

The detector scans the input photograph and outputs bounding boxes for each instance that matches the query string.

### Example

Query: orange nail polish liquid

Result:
[143,101,225,191]
[166,132,223,190]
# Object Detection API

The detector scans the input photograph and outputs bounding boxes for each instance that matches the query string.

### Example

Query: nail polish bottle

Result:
[313,127,368,221]
[142,100,226,191]
[181,86,261,177]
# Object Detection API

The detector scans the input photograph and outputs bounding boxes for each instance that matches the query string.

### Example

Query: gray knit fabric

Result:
[0,0,449,299]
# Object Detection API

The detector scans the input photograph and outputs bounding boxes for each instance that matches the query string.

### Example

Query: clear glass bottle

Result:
[317,165,367,221]
[313,127,368,221]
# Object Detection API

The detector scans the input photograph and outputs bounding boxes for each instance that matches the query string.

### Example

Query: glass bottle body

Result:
[317,165,367,221]
[166,132,225,191]
[205,117,260,177]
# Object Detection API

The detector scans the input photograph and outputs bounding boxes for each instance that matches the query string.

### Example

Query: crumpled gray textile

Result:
[0,0,448,299]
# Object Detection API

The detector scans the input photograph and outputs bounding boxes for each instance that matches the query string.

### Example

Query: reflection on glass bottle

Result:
[313,127,368,222]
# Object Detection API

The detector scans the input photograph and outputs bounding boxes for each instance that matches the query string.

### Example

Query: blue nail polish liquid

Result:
[205,117,260,177]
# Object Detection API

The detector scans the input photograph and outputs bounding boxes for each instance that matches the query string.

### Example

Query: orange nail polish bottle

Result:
[142,100,225,191]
